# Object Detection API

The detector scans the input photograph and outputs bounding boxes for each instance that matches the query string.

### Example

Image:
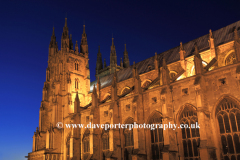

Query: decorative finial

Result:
[83,24,86,34]
[120,57,123,67]
[162,58,167,67]
[52,26,55,36]
[194,43,199,56]
[64,17,67,27]
[180,42,184,51]
[209,29,213,38]
[154,52,157,60]
[104,59,107,68]
[98,45,100,53]
[112,37,114,46]
[234,27,239,41]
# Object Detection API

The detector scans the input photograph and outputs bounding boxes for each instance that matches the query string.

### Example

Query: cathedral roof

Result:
[90,20,240,92]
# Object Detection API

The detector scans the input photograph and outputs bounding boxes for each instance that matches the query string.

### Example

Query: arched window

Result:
[149,112,164,160]
[142,80,151,88]
[216,98,240,160]
[75,79,79,89]
[83,130,90,160]
[124,118,134,160]
[75,62,79,70]
[179,105,200,160]
[102,128,109,160]
[225,51,237,66]
[66,136,70,160]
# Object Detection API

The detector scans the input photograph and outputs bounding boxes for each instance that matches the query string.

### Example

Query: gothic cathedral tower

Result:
[28,18,90,160]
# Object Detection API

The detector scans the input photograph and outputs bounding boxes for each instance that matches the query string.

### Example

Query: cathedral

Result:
[27,18,240,160]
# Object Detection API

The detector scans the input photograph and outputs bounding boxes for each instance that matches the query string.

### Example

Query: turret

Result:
[162,58,170,85]
[69,34,73,50]
[194,44,203,75]
[80,25,88,57]
[133,66,142,94]
[123,44,130,68]
[110,38,117,68]
[111,71,118,101]
[104,59,107,68]
[96,46,103,74]
[75,41,79,53]
[49,27,58,55]
[61,18,69,50]
[234,28,240,62]
[179,42,187,77]
[154,52,159,75]
[208,29,216,59]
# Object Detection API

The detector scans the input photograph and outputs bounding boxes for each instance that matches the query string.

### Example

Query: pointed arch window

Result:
[179,105,200,160]
[75,79,79,89]
[142,80,152,89]
[102,127,109,160]
[75,62,79,70]
[149,112,164,160]
[216,98,240,160]
[102,129,109,150]
[225,51,237,66]
[66,137,70,160]
[83,130,90,160]
[124,118,134,160]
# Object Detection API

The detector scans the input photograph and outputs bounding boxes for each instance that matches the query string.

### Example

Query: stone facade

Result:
[27,19,240,160]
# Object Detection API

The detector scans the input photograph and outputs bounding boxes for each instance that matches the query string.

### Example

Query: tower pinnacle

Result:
[49,27,57,48]
[80,25,88,55]
[123,44,130,68]
[61,18,69,49]
[110,38,117,68]
[64,18,67,27]
[96,46,103,73]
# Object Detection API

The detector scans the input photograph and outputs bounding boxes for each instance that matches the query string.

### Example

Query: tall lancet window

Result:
[75,79,79,89]
[83,130,90,160]
[149,112,163,160]
[179,105,200,160]
[102,127,109,160]
[66,136,70,160]
[216,98,240,160]
[75,62,79,70]
[124,118,134,160]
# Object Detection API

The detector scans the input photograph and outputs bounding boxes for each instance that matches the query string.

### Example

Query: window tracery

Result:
[216,98,240,160]
[179,105,200,160]
[149,112,164,160]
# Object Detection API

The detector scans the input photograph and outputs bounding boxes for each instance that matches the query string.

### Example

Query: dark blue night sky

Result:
[0,0,240,159]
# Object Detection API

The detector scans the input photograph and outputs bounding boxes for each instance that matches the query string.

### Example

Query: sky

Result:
[0,0,240,159]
